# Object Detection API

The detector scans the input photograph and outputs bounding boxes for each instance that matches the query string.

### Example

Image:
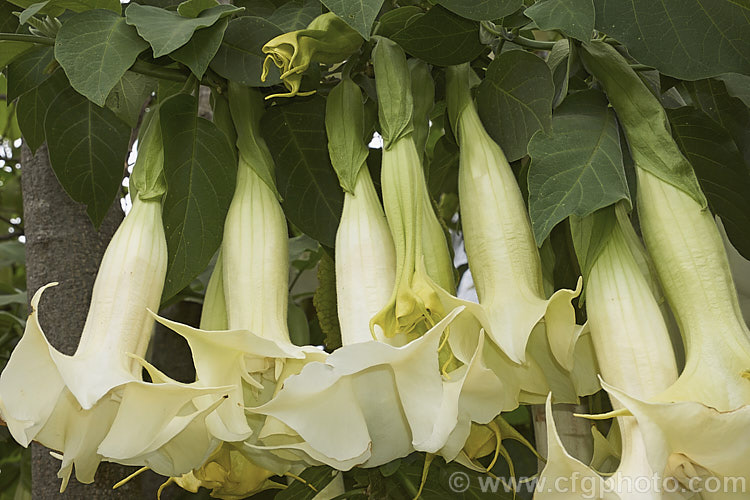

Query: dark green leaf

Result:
[209,16,283,87]
[668,106,750,260]
[6,45,54,101]
[427,135,459,198]
[684,78,750,166]
[476,49,554,161]
[0,0,20,33]
[105,71,156,127]
[320,0,384,39]
[125,2,241,57]
[170,17,228,78]
[390,5,484,66]
[16,69,70,152]
[7,0,120,13]
[0,41,34,71]
[525,0,594,41]
[160,93,236,300]
[437,0,521,21]
[261,96,343,248]
[594,0,750,79]
[374,5,422,39]
[176,0,217,17]
[718,73,750,108]
[55,9,149,106]
[267,0,321,31]
[547,39,575,109]
[528,89,630,244]
[44,85,130,226]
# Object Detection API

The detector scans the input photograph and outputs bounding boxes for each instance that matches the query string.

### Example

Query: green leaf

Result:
[436,0,521,21]
[176,0,217,17]
[390,5,484,67]
[0,41,34,70]
[427,135,459,198]
[528,89,630,244]
[44,85,130,227]
[547,39,571,108]
[668,106,750,260]
[105,71,156,127]
[7,0,120,13]
[0,0,20,33]
[16,69,70,152]
[684,78,750,167]
[718,73,750,109]
[170,17,228,78]
[6,45,54,101]
[374,6,422,39]
[55,9,149,106]
[209,16,283,87]
[476,49,554,161]
[320,0,384,39]
[267,0,321,31]
[159,93,236,300]
[593,0,750,79]
[0,292,26,307]
[261,96,343,248]
[525,0,594,41]
[125,2,241,57]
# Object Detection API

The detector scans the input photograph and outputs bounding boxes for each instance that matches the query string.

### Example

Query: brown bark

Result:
[20,144,142,499]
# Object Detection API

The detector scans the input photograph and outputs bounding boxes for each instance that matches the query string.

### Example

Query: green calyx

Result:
[130,108,167,201]
[371,36,414,149]
[325,79,369,194]
[227,82,280,199]
[579,41,707,208]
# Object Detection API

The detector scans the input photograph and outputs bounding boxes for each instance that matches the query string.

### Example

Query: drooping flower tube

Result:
[535,206,679,499]
[0,112,227,489]
[261,12,364,99]
[441,63,582,368]
[250,76,505,469]
[580,40,750,492]
[151,83,327,480]
[368,36,453,341]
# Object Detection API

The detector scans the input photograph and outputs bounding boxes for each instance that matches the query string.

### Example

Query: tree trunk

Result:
[21,144,142,499]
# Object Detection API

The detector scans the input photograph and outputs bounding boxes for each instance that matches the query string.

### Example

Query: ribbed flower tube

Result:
[336,166,396,345]
[223,159,290,343]
[443,63,581,368]
[580,38,750,489]
[536,211,679,499]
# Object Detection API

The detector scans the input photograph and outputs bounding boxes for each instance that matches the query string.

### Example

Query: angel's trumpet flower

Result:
[535,207,679,499]
[251,76,505,470]
[368,36,453,341]
[0,113,226,489]
[579,39,750,490]
[153,84,325,483]
[442,63,582,367]
[261,12,364,99]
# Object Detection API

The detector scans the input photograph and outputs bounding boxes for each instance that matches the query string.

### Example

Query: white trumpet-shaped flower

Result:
[248,75,506,471]
[157,85,327,499]
[536,207,679,499]
[579,39,750,492]
[0,193,226,489]
[442,63,582,368]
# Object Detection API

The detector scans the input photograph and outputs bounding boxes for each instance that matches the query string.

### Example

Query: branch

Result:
[0,33,55,45]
